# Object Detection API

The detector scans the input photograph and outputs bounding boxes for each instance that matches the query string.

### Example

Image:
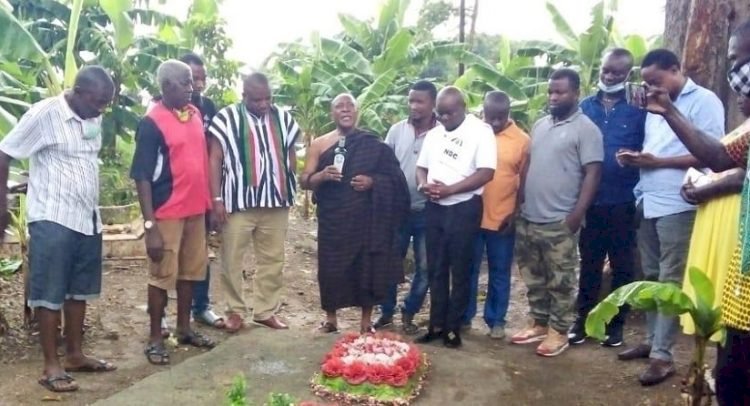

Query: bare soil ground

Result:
[0,211,708,405]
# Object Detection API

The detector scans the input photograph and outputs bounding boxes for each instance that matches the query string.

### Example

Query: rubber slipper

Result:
[38,373,78,392]
[144,343,170,365]
[65,359,117,373]
[318,321,339,334]
[177,331,216,349]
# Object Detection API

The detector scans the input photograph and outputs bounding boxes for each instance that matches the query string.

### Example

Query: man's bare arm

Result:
[446,168,494,195]
[661,105,735,172]
[300,141,322,190]
[208,137,224,200]
[135,181,157,222]
[567,162,602,229]
[416,166,428,187]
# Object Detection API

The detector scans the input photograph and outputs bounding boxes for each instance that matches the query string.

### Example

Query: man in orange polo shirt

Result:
[463,91,530,339]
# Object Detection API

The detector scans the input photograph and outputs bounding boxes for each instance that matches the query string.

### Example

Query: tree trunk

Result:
[665,0,750,128]
[458,0,466,76]
[467,0,479,48]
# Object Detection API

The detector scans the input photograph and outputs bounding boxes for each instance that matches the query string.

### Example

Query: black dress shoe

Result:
[443,330,462,348]
[639,359,676,386]
[415,329,443,344]
[617,344,651,361]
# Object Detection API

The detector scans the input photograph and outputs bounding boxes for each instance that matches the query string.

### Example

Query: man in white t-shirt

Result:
[415,86,496,348]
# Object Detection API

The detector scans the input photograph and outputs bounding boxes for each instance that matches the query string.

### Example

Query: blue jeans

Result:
[464,228,515,328]
[191,265,211,315]
[381,210,428,319]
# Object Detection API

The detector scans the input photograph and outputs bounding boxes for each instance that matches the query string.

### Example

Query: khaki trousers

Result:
[221,208,289,319]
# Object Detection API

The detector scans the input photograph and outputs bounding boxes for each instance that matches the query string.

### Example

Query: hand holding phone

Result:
[615,149,640,167]
[626,83,647,108]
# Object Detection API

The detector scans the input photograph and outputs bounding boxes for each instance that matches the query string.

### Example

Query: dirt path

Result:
[0,212,704,405]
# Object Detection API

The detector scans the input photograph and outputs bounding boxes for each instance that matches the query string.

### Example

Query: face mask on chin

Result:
[597,80,626,94]
[82,118,102,140]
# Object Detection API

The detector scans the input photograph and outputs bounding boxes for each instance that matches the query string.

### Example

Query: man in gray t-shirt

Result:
[373,81,438,334]
[510,69,603,358]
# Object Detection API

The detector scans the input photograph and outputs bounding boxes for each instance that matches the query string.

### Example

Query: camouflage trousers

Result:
[515,218,579,333]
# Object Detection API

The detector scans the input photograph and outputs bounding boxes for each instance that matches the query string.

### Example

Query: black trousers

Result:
[717,327,750,405]
[425,196,482,332]
[576,202,637,331]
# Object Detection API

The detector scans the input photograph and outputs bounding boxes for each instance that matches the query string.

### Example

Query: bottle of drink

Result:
[333,137,346,173]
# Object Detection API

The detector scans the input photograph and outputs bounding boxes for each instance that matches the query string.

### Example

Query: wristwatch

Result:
[144,220,154,230]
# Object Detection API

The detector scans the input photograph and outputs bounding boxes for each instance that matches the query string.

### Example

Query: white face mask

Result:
[82,118,102,140]
[597,80,626,94]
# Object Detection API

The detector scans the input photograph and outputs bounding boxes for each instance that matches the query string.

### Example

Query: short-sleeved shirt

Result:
[480,121,529,230]
[130,102,211,220]
[634,79,725,219]
[416,114,496,206]
[384,118,435,211]
[580,93,646,205]
[0,94,102,235]
[208,104,300,211]
[521,110,604,223]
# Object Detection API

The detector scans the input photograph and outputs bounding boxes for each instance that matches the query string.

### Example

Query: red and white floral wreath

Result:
[320,332,423,387]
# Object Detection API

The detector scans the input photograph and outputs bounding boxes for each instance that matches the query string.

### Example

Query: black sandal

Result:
[177,331,216,349]
[318,321,339,334]
[38,373,79,392]
[144,343,170,365]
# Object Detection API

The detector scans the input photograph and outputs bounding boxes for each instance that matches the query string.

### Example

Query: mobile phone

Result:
[625,83,647,108]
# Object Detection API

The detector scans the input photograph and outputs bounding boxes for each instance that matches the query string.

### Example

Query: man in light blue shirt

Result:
[617,49,725,386]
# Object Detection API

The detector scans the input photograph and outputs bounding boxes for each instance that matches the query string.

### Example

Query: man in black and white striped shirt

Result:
[0,66,117,392]
[208,73,300,332]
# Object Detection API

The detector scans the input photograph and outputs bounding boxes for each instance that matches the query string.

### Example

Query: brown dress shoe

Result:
[617,344,651,361]
[252,316,289,330]
[639,359,676,386]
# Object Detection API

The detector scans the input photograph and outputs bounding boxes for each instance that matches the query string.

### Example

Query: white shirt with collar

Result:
[0,94,103,235]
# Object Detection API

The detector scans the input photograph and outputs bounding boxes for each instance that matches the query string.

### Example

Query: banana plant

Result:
[586,266,723,406]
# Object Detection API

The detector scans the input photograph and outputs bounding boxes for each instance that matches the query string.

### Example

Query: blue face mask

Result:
[82,118,102,140]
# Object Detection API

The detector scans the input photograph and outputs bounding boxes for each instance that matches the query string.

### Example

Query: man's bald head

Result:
[332,93,357,109]
[437,86,466,108]
[436,86,466,131]
[242,72,272,116]
[331,93,357,132]
[68,65,114,119]
[156,59,193,109]
[74,65,115,95]
[483,91,511,133]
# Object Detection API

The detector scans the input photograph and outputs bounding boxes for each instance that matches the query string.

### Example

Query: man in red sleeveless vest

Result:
[130,60,214,365]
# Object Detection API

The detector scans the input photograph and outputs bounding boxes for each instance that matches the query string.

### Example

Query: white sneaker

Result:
[489,326,506,340]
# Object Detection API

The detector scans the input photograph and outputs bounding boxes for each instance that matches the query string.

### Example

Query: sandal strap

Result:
[179,331,215,347]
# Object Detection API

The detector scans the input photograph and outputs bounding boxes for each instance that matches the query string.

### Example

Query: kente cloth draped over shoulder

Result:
[315,130,410,312]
